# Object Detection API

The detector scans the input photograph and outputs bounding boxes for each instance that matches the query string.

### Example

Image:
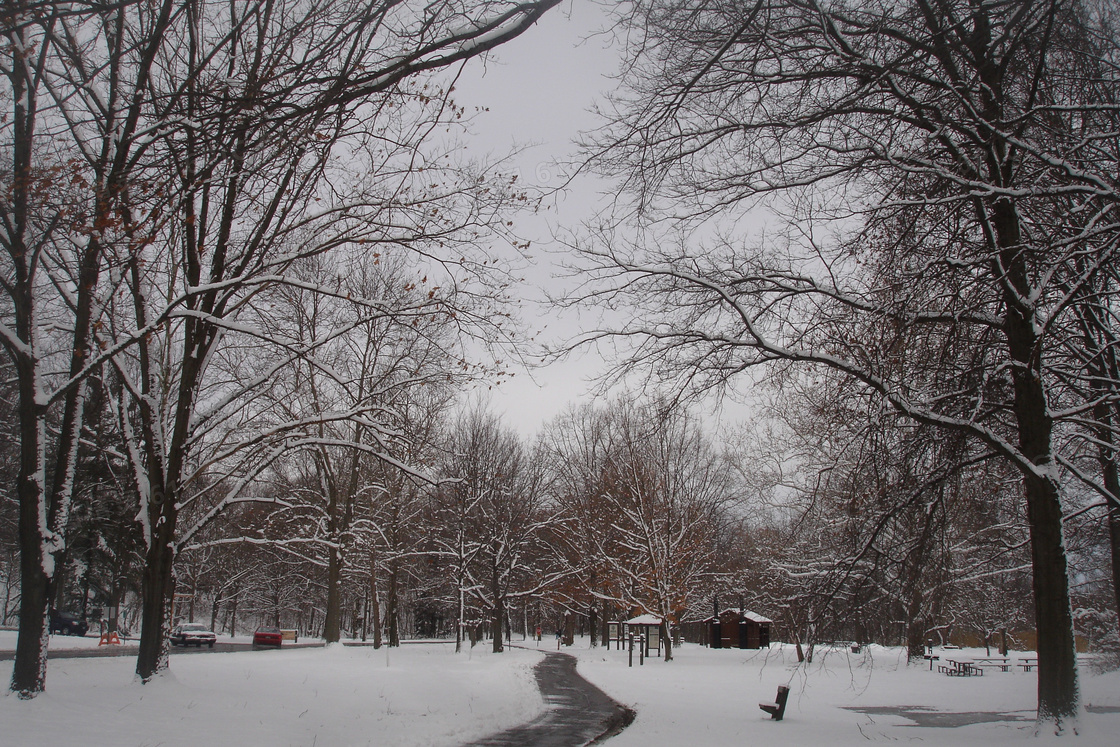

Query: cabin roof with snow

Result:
[713,609,772,624]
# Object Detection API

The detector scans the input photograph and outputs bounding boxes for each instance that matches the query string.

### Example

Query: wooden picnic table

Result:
[973,657,1011,672]
[938,658,983,676]
[1018,657,1038,671]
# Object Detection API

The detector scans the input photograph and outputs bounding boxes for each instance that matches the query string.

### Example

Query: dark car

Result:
[170,622,217,648]
[253,627,283,648]
[49,610,89,636]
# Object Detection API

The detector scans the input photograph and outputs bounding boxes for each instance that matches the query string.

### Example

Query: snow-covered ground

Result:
[0,628,277,650]
[0,628,141,649]
[2,633,1118,746]
[0,633,544,747]
[574,642,1120,746]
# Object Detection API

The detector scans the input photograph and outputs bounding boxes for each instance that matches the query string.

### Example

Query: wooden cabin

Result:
[709,609,772,649]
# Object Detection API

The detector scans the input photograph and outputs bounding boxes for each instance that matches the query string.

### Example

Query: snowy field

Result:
[2,633,1119,746]
[0,628,142,650]
[575,642,1120,746]
[0,633,544,747]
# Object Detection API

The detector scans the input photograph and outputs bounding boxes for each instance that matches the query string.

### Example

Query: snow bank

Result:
[0,642,544,746]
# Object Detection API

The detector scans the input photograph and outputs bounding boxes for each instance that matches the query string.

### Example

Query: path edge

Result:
[511,644,637,745]
[589,701,636,744]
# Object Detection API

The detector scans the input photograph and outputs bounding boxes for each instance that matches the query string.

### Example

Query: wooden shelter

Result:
[625,614,665,657]
[709,609,772,649]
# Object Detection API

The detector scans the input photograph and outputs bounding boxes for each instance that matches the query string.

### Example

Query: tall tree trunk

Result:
[13,483,49,697]
[324,545,342,643]
[6,11,46,696]
[589,602,599,648]
[370,551,382,648]
[1095,388,1120,638]
[131,292,208,681]
[1023,471,1079,728]
[906,619,928,663]
[136,502,176,680]
[8,25,91,694]
[904,556,931,662]
[1074,293,1120,644]
[491,566,504,654]
[994,194,1079,727]
[229,587,239,637]
[1110,506,1120,638]
[361,594,369,641]
[387,563,399,647]
[12,354,49,696]
[455,581,464,653]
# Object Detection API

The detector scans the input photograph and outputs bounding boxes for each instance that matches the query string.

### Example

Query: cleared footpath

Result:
[463,649,634,747]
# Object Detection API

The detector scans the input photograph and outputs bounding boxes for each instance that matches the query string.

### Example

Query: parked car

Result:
[49,610,89,636]
[253,627,283,648]
[170,622,217,648]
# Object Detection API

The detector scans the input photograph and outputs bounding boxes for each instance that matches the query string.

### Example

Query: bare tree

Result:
[754,375,1033,661]
[15,0,563,685]
[541,400,732,661]
[1,0,183,696]
[578,0,1120,727]
[1065,267,1120,627]
[431,407,528,653]
[359,387,453,647]
[248,250,466,644]
[604,404,730,661]
[539,402,620,646]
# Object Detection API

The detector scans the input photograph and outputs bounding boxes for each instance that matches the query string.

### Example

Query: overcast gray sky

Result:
[452,2,621,437]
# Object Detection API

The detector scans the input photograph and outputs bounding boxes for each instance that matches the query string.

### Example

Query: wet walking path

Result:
[463,650,634,747]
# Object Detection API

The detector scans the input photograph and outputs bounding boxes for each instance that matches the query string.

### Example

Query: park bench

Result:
[759,685,790,721]
[1018,657,1038,671]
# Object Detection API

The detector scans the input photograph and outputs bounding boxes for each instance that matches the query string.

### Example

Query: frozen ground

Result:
[1,632,1118,746]
[573,642,1120,746]
[0,633,544,747]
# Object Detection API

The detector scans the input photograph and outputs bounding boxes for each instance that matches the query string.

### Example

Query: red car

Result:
[253,627,283,648]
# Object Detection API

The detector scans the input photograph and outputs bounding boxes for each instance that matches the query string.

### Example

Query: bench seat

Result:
[759,685,790,721]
